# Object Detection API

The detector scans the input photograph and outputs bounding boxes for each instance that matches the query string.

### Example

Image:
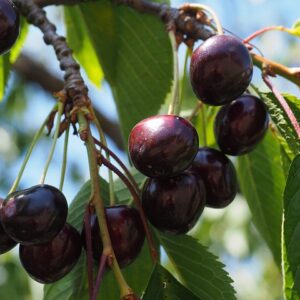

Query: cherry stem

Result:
[244,25,286,44]
[188,102,203,121]
[84,205,94,300]
[167,30,180,116]
[93,137,141,195]
[79,113,133,298]
[200,104,207,147]
[100,156,158,263]
[92,254,108,300]
[9,105,57,194]
[262,74,300,139]
[59,124,70,191]
[179,48,190,111]
[40,101,64,184]
[89,106,116,206]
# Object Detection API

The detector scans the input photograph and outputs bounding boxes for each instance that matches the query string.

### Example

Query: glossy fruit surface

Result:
[129,115,199,178]
[0,0,20,55]
[190,148,237,208]
[0,198,17,254]
[82,205,145,268]
[214,94,269,155]
[190,35,253,106]
[142,172,206,234]
[0,184,68,244]
[19,223,82,284]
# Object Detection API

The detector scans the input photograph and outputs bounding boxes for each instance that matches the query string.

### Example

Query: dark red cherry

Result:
[82,205,145,268]
[0,198,17,254]
[142,172,206,234]
[190,148,237,208]
[0,184,68,245]
[190,35,253,106]
[214,94,269,155]
[0,0,20,55]
[129,115,199,178]
[19,223,82,284]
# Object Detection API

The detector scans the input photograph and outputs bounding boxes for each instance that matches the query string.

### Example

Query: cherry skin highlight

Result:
[190,35,253,106]
[0,184,68,245]
[82,205,145,268]
[190,148,237,208]
[214,94,269,155]
[129,115,199,178]
[19,223,82,284]
[142,171,206,234]
[0,0,20,55]
[0,198,17,254]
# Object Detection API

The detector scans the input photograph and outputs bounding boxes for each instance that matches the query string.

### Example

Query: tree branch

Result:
[252,53,300,86]
[13,54,125,149]
[34,0,300,87]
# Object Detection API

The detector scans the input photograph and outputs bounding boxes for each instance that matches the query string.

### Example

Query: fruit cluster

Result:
[129,34,269,235]
[0,186,146,283]
[0,185,81,283]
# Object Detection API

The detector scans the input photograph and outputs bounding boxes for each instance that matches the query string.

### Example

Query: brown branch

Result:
[15,0,89,108]
[34,0,300,87]
[252,53,300,86]
[13,54,125,149]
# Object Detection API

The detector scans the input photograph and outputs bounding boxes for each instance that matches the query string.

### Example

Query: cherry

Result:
[19,223,82,284]
[0,184,68,245]
[190,35,253,106]
[142,171,206,234]
[82,205,145,268]
[190,148,237,208]
[214,94,269,155]
[0,198,17,254]
[0,0,20,55]
[129,115,199,178]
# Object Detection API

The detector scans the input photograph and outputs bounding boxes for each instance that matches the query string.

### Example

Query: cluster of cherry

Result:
[0,0,270,286]
[0,185,82,283]
[129,34,269,235]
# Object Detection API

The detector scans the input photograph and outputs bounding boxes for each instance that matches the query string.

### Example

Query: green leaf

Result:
[143,264,200,300]
[114,168,145,204]
[281,145,293,178]
[0,18,28,100]
[282,154,300,299]
[237,132,285,266]
[9,18,29,63]
[157,232,236,300]
[285,20,300,38]
[77,0,173,141]
[255,90,300,157]
[64,7,103,86]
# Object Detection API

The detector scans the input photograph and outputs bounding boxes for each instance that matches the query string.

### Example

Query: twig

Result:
[252,53,300,86]
[92,255,108,300]
[14,0,89,111]
[80,114,133,298]
[84,205,94,300]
